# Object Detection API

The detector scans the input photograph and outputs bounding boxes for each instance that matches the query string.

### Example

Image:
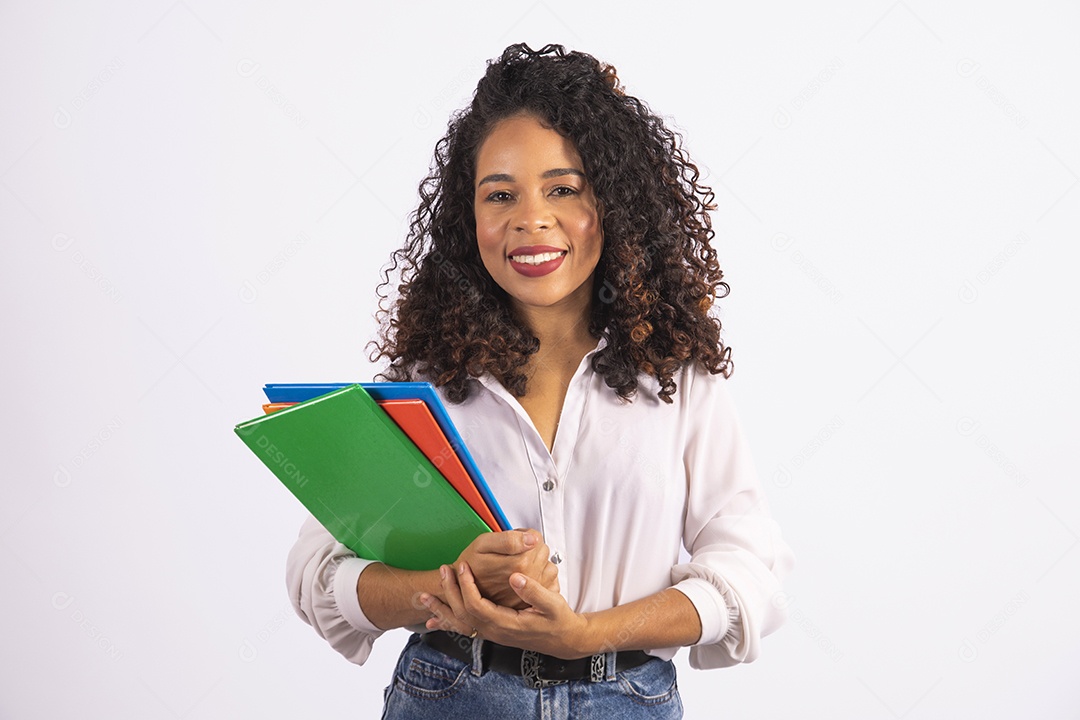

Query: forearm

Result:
[356,562,442,630]
[579,588,702,656]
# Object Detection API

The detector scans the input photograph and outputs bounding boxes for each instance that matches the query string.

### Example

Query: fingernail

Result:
[439,566,447,580]
[522,533,536,547]
[511,574,526,589]
[458,563,466,575]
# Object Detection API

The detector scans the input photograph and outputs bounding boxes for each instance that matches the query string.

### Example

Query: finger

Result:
[440,564,473,624]
[457,561,518,623]
[430,568,478,635]
[541,563,560,593]
[508,572,563,613]
[419,592,457,632]
[475,529,540,555]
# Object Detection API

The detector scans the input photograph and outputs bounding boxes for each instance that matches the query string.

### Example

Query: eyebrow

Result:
[476,168,586,186]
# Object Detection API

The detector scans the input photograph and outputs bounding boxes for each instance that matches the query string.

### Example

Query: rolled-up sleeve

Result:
[670,370,796,669]
[285,513,386,665]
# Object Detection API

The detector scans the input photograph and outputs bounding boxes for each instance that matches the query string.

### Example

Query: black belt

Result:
[420,630,653,687]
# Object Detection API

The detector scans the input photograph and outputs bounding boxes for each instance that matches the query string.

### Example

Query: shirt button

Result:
[542,478,555,491]
[550,552,562,565]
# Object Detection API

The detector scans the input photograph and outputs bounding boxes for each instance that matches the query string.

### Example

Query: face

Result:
[473,113,603,324]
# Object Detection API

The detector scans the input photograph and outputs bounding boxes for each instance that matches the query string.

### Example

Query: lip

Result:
[508,245,567,278]
[507,244,566,258]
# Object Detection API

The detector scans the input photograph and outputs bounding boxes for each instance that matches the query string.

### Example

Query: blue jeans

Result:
[381,633,683,719]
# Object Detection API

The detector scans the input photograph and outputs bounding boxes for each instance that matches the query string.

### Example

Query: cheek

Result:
[474,206,500,245]
[474,213,503,270]
[567,208,602,251]
[475,218,496,247]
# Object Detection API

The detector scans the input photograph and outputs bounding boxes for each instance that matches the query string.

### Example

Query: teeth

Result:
[510,251,565,265]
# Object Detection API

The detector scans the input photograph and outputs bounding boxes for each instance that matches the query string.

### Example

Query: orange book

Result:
[377,399,500,532]
[262,399,501,532]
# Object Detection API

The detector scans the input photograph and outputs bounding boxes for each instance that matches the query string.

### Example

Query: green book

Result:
[235,383,490,570]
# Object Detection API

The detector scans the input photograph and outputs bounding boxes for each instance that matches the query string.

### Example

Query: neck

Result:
[512,299,598,376]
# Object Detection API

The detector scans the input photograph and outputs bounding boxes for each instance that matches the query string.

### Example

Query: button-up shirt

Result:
[286,335,795,669]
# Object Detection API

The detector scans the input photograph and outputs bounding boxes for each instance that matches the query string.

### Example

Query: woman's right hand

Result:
[454,529,559,609]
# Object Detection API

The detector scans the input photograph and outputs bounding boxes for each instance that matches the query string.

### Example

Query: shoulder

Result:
[587,359,734,419]
[652,359,735,410]
[678,359,732,396]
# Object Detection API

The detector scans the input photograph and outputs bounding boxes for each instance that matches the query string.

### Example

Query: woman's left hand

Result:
[419,561,591,660]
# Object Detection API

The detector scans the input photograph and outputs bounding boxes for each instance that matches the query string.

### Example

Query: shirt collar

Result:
[475,332,608,397]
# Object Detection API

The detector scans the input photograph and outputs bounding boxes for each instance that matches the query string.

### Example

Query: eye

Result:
[551,185,578,197]
[485,190,513,203]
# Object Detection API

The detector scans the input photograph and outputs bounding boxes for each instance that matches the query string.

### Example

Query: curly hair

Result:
[370,43,732,404]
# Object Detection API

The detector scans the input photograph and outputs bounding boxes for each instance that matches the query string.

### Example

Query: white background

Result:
[2,1,1078,717]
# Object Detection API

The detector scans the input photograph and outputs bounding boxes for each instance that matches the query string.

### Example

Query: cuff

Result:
[331,556,385,637]
[672,577,732,646]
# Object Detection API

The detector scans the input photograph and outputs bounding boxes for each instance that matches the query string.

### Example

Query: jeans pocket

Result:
[393,637,471,700]
[615,658,679,706]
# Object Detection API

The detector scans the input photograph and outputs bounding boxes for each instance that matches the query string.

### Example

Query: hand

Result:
[454,529,559,609]
[420,561,591,660]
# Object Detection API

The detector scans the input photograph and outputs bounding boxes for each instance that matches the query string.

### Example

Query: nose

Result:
[513,193,554,233]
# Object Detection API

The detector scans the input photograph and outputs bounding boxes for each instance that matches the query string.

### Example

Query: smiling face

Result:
[473,113,603,327]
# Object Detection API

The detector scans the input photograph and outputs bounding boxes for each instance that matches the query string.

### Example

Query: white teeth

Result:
[510,251,565,265]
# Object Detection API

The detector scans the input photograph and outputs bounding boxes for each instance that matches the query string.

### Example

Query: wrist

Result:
[415,567,444,605]
[574,611,606,657]
[404,567,444,625]
[356,563,445,630]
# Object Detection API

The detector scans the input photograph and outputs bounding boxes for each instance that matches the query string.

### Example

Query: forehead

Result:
[475,114,583,173]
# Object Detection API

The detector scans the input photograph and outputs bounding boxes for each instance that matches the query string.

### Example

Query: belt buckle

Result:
[589,653,606,683]
[520,650,568,688]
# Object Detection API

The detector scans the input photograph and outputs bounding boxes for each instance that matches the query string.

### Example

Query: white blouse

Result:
[286,335,795,669]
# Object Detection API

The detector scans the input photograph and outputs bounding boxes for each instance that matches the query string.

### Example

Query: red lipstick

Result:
[507,245,567,278]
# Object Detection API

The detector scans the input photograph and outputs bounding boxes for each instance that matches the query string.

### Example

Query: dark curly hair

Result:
[370,43,732,404]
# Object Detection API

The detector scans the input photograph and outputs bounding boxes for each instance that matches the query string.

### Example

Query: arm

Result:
[287,514,561,664]
[358,527,558,629]
[578,587,702,654]
[668,371,796,669]
[356,563,442,630]
[420,564,701,659]
[423,505,789,663]
[286,514,387,665]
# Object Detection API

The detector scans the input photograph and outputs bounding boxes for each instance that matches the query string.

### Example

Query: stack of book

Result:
[235,382,509,571]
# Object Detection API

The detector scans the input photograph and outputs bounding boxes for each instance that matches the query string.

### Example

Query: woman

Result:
[286,43,794,718]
